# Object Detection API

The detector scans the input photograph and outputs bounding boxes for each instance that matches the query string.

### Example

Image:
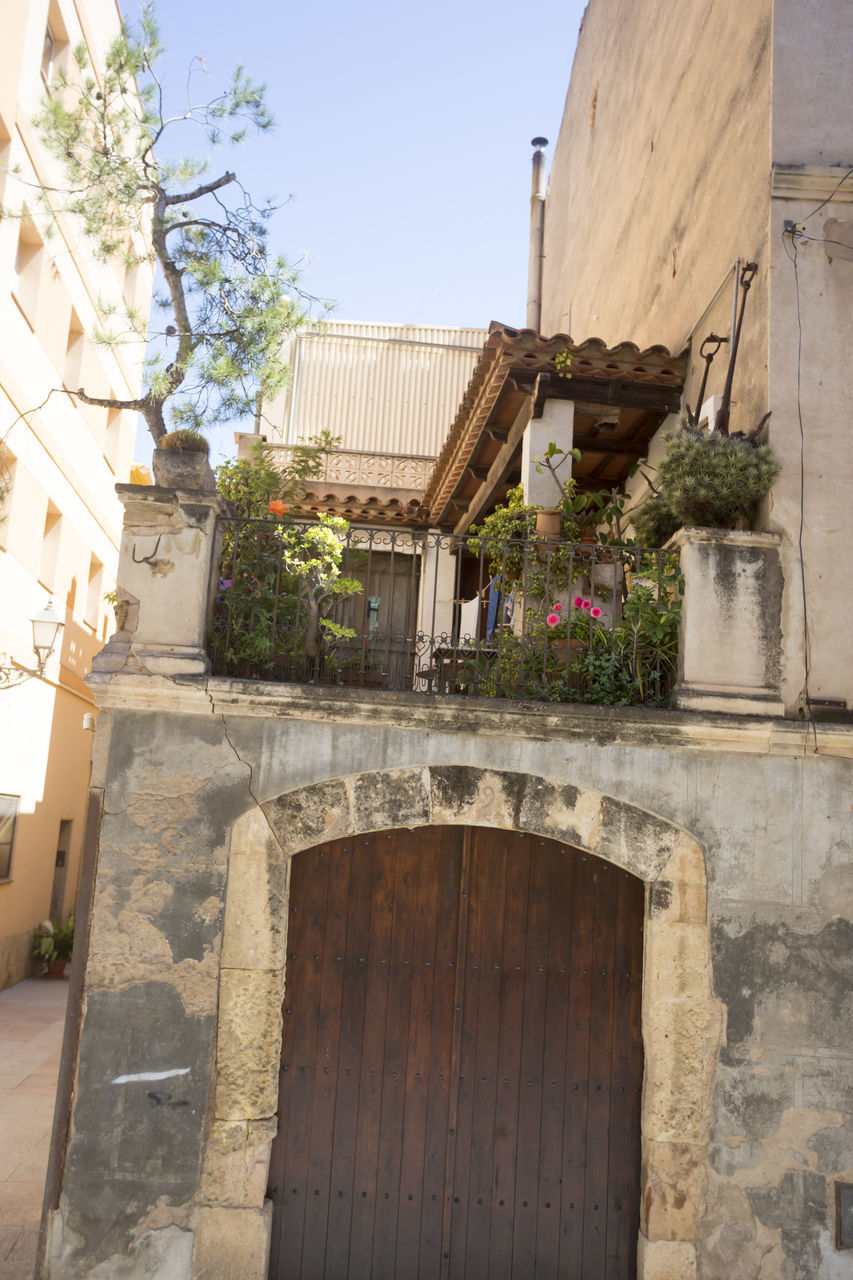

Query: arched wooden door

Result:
[267,826,643,1279]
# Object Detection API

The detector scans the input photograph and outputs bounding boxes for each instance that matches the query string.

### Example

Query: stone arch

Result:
[206,766,722,1280]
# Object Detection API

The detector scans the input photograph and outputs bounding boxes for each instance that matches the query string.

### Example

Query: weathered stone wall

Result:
[42,678,853,1279]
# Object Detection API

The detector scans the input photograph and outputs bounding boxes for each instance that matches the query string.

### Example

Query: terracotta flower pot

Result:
[44,958,68,979]
[535,509,562,538]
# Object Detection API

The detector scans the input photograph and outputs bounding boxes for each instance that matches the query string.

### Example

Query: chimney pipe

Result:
[526,137,548,332]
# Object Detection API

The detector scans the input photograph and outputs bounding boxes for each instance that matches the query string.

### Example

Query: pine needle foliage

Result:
[630,494,682,548]
[657,428,779,530]
[23,4,314,444]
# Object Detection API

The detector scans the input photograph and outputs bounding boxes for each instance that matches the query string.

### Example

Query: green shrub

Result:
[656,428,779,530]
[631,494,682,548]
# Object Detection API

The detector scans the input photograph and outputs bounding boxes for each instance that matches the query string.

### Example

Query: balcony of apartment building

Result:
[100,325,788,722]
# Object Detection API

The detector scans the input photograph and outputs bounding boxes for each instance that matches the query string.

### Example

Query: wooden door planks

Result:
[268,826,643,1280]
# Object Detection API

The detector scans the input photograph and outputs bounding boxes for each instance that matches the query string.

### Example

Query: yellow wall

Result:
[0,0,152,987]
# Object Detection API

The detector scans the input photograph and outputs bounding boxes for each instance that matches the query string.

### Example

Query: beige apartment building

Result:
[0,0,150,988]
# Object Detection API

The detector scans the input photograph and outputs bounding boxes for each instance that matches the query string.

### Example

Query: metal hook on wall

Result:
[131,535,162,565]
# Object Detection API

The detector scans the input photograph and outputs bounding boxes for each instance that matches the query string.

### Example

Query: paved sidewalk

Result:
[0,978,68,1280]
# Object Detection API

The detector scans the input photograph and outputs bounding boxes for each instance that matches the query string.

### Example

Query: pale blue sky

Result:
[132,0,587,462]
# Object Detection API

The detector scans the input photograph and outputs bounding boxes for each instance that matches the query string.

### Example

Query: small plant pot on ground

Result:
[32,916,74,978]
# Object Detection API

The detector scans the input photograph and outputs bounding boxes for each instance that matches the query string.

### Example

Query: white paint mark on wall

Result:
[111,1068,190,1085]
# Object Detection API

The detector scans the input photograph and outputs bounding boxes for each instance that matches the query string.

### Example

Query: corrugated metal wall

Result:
[263,322,487,458]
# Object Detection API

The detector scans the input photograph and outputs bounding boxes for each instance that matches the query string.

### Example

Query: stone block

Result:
[214,969,282,1121]
[637,1236,697,1280]
[430,765,525,830]
[643,996,720,1145]
[263,778,352,854]
[516,775,586,847]
[649,875,707,925]
[645,922,712,1002]
[191,1204,271,1280]
[222,810,287,972]
[350,767,430,833]
[643,1140,708,1240]
[198,1119,277,1209]
[598,794,681,879]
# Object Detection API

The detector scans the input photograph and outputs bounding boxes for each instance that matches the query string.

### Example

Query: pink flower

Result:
[553,602,562,612]
[581,599,591,610]
[546,613,560,627]
[573,596,584,608]
[590,606,602,618]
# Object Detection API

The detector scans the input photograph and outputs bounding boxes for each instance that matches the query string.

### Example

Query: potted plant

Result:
[152,429,216,492]
[32,916,74,978]
[467,484,581,591]
[631,426,779,543]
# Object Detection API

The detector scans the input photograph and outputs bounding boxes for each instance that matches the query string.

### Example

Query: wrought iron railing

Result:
[209,519,681,707]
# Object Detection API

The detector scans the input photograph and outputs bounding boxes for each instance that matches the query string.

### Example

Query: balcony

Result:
[92,485,787,719]
[208,519,681,708]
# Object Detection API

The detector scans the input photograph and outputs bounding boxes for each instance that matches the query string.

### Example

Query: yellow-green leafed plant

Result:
[277,516,363,658]
[32,916,75,963]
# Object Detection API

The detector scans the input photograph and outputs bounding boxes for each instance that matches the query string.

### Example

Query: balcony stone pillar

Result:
[671,527,785,717]
[521,399,574,508]
[91,483,229,678]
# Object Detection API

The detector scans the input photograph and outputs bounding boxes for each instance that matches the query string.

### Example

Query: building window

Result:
[64,310,85,390]
[41,23,56,83]
[12,220,44,329]
[105,406,122,471]
[40,8,69,88]
[39,502,62,591]
[0,445,14,549]
[85,554,103,630]
[0,796,19,881]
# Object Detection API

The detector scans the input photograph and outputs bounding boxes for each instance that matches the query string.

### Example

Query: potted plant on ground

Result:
[32,916,74,978]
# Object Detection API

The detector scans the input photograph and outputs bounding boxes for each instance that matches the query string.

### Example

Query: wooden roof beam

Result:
[572,434,649,459]
[449,395,534,535]
[534,374,682,416]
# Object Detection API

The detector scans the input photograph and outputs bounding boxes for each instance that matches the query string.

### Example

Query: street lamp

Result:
[0,599,65,690]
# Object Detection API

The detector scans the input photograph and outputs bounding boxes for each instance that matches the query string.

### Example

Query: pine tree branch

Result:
[74,387,146,412]
[162,172,236,206]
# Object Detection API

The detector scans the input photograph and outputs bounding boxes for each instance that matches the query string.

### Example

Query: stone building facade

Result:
[38,0,853,1276]
[35,480,853,1280]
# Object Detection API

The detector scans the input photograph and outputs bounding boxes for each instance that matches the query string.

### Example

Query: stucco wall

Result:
[540,0,853,715]
[42,677,853,1280]
[541,0,772,429]
[0,0,153,987]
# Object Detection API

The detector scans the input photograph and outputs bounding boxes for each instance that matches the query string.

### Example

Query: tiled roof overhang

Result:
[423,322,689,532]
[286,488,427,527]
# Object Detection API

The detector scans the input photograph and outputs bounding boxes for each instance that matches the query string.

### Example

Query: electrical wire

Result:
[799,232,853,253]
[802,167,853,223]
[781,228,818,753]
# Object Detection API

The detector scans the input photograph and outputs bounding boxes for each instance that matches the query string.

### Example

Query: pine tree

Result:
[15,3,314,444]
